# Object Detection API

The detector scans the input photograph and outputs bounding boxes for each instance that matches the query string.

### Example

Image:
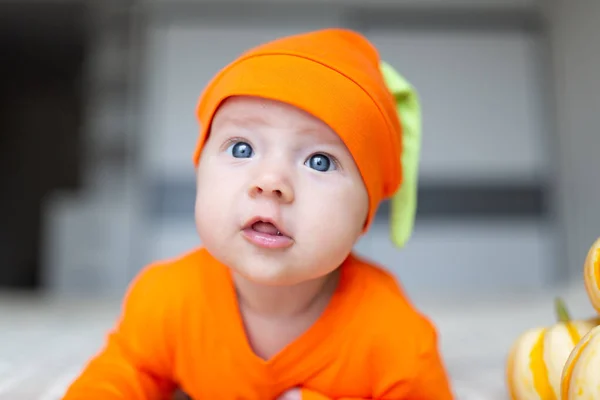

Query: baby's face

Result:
[195,96,369,286]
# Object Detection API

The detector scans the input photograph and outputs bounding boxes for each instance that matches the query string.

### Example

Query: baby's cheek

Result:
[303,202,357,252]
[195,192,220,226]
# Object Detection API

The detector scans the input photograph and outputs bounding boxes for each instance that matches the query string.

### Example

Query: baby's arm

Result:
[282,315,454,400]
[395,323,455,400]
[367,311,454,399]
[63,264,178,399]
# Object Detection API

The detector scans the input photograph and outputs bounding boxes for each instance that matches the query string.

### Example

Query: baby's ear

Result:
[379,61,422,249]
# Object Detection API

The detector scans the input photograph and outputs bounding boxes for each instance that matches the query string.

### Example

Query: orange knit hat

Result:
[193,28,418,242]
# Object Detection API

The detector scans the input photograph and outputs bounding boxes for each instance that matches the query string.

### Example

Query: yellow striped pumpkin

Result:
[561,324,600,399]
[583,237,600,313]
[506,299,599,400]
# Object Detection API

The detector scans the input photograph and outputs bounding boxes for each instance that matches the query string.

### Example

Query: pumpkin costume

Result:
[63,28,454,399]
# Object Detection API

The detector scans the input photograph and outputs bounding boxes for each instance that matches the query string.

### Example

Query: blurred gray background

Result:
[0,0,598,301]
[1,1,599,398]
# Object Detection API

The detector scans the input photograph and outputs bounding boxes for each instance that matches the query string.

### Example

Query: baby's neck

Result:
[233,270,340,360]
[233,269,340,319]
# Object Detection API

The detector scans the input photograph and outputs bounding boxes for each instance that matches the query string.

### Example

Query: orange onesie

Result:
[63,248,453,399]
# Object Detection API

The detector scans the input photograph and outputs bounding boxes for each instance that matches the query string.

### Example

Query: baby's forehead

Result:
[211,95,343,144]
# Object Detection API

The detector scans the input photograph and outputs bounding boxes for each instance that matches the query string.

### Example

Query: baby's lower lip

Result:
[241,228,293,249]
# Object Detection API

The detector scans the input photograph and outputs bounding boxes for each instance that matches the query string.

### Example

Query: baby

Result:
[63,28,454,399]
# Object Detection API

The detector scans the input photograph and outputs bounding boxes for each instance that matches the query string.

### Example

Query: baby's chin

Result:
[201,237,340,286]
[232,261,333,288]
[233,265,307,287]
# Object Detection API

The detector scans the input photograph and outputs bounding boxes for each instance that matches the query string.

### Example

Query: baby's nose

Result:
[249,173,294,203]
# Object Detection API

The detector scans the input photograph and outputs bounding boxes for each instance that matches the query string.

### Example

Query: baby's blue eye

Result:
[229,142,253,158]
[306,153,334,172]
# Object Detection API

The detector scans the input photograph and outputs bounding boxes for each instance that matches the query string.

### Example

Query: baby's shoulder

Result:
[135,246,212,282]
[341,255,452,399]
[126,247,215,303]
[346,254,440,352]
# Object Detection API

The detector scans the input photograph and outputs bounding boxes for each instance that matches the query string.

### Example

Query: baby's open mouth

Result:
[242,217,293,249]
[251,221,283,236]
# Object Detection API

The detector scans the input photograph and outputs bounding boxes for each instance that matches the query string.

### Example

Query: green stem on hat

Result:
[555,297,571,323]
[380,60,422,249]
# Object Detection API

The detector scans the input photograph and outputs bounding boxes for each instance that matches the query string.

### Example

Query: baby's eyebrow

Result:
[296,126,344,146]
[219,115,334,137]
[219,115,268,129]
